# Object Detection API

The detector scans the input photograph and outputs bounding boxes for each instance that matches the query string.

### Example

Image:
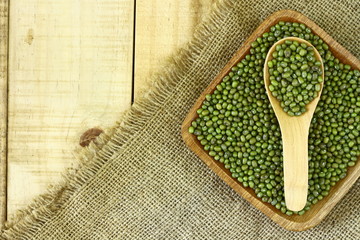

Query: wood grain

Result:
[0,0,8,223]
[182,10,360,231]
[134,0,214,97]
[6,0,215,219]
[264,37,325,211]
[7,0,134,215]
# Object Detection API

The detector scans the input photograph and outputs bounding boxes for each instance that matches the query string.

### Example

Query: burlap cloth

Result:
[2,0,359,239]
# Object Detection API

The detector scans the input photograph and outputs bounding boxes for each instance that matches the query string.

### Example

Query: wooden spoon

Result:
[264,37,324,211]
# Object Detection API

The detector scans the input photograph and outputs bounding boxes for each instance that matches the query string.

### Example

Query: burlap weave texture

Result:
[2,0,359,239]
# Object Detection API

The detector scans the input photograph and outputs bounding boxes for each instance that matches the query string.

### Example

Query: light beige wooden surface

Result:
[134,0,214,97]
[7,0,134,216]
[6,0,214,218]
[264,37,324,211]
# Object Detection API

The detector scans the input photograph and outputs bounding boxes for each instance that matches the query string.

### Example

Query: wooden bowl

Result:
[181,9,360,231]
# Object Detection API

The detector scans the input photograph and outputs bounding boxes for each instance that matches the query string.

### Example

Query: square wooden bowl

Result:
[181,10,360,231]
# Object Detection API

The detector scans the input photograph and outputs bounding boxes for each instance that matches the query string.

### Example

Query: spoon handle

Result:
[281,120,308,211]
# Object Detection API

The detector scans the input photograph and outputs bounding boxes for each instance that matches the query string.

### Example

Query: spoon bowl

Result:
[264,37,324,211]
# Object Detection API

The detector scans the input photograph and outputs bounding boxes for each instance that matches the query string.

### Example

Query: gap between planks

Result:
[0,0,9,224]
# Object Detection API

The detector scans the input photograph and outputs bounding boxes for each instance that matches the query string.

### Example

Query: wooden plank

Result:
[0,0,8,223]
[134,0,215,98]
[7,0,134,216]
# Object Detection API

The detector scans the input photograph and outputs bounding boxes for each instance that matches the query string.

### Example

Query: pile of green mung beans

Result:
[267,40,323,116]
[189,21,359,215]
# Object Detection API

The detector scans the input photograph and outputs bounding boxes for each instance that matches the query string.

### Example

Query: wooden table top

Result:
[0,0,215,221]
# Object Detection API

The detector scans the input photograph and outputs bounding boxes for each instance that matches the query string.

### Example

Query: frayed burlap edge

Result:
[0,0,235,239]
